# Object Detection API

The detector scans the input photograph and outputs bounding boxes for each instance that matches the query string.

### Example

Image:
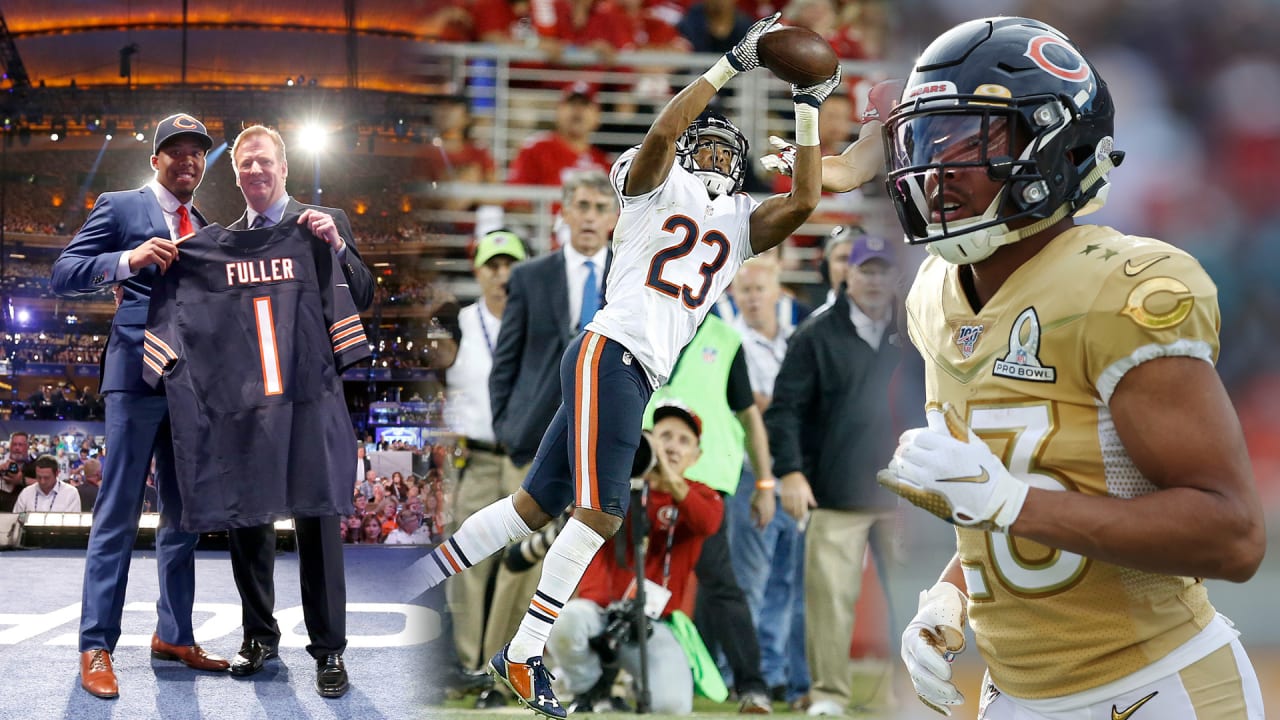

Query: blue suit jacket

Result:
[51,186,206,394]
[489,248,612,466]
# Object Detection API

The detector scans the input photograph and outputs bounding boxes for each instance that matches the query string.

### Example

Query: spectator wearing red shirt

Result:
[426,96,497,183]
[507,82,609,187]
[585,0,690,51]
[546,401,722,714]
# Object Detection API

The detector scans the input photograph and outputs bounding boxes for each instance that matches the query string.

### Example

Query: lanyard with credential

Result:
[476,306,496,357]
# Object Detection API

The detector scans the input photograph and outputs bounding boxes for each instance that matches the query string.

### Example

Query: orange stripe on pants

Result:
[574,332,603,510]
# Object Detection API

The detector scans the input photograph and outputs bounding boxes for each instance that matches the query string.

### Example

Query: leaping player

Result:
[408,12,844,718]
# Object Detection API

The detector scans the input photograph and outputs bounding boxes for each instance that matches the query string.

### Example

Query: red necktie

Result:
[176,205,194,237]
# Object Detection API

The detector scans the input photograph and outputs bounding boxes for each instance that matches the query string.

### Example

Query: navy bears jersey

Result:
[144,217,370,532]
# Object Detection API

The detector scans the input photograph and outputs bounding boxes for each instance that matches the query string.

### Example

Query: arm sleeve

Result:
[489,265,529,432]
[725,347,753,412]
[51,194,128,296]
[1084,252,1220,405]
[676,481,724,537]
[316,239,373,371]
[331,209,376,311]
[765,330,817,477]
[142,272,181,389]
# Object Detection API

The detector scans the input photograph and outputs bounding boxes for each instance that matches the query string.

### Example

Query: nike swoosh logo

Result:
[937,468,989,484]
[1123,256,1169,277]
[1112,691,1158,720]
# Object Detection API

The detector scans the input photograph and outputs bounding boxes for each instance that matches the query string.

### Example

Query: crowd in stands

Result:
[343,439,460,545]
[427,0,886,61]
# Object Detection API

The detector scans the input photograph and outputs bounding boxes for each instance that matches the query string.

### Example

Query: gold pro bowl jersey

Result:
[904,225,1221,699]
[589,146,758,387]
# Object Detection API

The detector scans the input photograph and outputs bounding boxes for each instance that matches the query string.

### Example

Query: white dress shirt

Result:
[117,181,204,280]
[849,299,891,351]
[444,299,503,442]
[245,193,291,228]
[562,243,607,332]
[730,315,792,399]
[12,480,82,513]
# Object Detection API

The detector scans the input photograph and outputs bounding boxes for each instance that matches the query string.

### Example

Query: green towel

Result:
[663,609,729,702]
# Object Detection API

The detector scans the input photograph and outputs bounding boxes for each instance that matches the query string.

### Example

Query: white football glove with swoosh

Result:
[877,403,1029,532]
[902,581,968,716]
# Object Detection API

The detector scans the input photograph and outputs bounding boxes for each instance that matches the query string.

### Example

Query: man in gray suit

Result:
[454,170,614,707]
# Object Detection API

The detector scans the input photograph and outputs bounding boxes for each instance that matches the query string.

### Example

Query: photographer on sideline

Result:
[0,431,34,512]
[546,400,723,714]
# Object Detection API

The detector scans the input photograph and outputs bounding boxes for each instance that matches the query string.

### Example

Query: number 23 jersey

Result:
[588,146,758,387]
[905,225,1225,700]
[143,219,371,533]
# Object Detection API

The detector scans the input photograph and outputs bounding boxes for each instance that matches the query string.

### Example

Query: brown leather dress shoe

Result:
[81,649,119,699]
[150,634,230,672]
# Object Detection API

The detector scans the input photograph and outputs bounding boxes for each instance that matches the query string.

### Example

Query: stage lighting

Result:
[135,131,145,142]
[298,123,329,152]
[16,309,29,324]
[105,134,113,141]
[49,132,59,142]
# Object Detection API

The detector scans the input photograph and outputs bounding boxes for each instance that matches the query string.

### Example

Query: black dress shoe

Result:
[315,653,349,698]
[229,638,278,677]
[474,688,509,708]
[445,665,493,696]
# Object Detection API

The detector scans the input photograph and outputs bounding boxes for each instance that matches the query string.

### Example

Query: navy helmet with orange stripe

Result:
[882,17,1124,265]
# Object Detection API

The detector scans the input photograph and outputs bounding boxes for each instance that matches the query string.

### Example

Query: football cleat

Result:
[487,644,566,719]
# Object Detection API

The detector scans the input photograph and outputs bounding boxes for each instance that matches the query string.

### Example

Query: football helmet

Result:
[677,110,750,198]
[882,17,1124,264]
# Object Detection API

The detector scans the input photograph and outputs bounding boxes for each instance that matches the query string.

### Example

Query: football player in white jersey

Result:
[871,16,1266,720]
[407,13,847,718]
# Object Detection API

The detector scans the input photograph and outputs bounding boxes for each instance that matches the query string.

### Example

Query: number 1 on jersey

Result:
[253,296,284,396]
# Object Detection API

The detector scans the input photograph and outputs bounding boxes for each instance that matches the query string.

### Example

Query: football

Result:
[758,26,839,86]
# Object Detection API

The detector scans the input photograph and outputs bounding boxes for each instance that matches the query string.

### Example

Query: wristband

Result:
[701,56,739,92]
[755,478,777,490]
[794,104,820,147]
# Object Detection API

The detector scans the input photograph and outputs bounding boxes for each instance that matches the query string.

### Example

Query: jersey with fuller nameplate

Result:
[904,225,1223,699]
[143,218,370,533]
[587,146,759,387]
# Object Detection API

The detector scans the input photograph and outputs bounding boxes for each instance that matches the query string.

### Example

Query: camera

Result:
[5,461,19,476]
[590,598,653,664]
[502,511,568,572]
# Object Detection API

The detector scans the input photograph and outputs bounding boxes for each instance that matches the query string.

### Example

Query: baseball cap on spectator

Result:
[848,233,894,266]
[652,399,702,439]
[473,229,527,268]
[153,112,214,155]
[562,81,599,104]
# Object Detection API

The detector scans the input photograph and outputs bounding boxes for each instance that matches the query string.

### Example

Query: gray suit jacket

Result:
[490,248,611,465]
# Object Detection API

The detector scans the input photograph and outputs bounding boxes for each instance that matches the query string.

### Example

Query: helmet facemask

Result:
[886,96,1075,263]
[677,113,749,198]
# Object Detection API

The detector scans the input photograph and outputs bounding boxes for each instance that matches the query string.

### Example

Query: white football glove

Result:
[877,403,1029,532]
[793,66,842,108]
[759,135,797,176]
[725,12,781,72]
[902,581,968,716]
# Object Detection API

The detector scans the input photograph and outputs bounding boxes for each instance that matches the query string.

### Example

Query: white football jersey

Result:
[587,146,759,386]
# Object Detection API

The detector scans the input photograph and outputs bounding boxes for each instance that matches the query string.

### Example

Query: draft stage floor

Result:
[0,546,435,720]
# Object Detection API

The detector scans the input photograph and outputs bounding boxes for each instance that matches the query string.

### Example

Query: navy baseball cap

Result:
[848,234,894,266]
[653,399,702,438]
[153,113,214,155]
